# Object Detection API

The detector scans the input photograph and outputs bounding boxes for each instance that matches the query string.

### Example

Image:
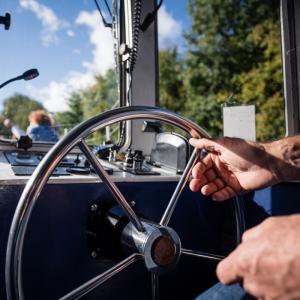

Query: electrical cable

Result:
[94,0,121,145]
[112,0,120,100]
[140,0,163,32]
[94,0,112,28]
[129,0,142,72]
[116,0,142,148]
[103,0,113,18]
[117,74,132,148]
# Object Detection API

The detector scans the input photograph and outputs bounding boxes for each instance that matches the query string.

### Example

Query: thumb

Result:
[189,138,221,153]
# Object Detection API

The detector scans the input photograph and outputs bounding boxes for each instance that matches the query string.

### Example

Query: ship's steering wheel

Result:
[6,106,245,300]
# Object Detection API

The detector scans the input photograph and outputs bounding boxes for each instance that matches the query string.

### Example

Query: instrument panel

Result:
[3,151,114,176]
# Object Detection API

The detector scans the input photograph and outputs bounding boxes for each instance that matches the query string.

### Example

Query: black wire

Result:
[103,0,112,18]
[140,0,163,31]
[153,0,163,14]
[117,121,126,148]
[129,0,142,72]
[127,75,133,103]
[94,0,112,28]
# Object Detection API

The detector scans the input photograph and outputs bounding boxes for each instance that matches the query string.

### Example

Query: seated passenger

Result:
[3,110,59,142]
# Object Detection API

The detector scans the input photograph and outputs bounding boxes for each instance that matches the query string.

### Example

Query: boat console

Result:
[0,107,257,300]
[2,0,300,299]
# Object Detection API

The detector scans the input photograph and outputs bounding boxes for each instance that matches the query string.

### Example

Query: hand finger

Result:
[191,154,214,179]
[241,217,274,242]
[189,138,221,153]
[242,226,261,242]
[189,177,207,192]
[203,169,217,182]
[243,277,265,299]
[216,246,245,285]
[201,178,224,195]
[202,153,213,168]
[190,178,224,195]
[192,161,207,178]
[211,186,235,201]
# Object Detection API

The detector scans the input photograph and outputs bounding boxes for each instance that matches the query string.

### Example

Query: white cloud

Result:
[158,5,182,49]
[26,6,181,112]
[26,71,95,112]
[76,10,114,75]
[72,49,81,54]
[19,0,70,46]
[67,29,75,37]
[26,9,114,112]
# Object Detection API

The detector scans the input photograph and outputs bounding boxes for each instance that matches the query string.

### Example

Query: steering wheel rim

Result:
[5,106,245,300]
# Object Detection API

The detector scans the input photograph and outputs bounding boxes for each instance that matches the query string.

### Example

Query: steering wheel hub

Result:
[151,236,176,267]
[122,221,181,274]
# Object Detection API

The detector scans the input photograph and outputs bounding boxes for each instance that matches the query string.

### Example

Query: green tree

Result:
[81,69,118,144]
[82,69,118,119]
[184,0,283,140]
[228,20,284,140]
[56,92,84,133]
[54,69,118,143]
[159,49,187,114]
[0,93,44,135]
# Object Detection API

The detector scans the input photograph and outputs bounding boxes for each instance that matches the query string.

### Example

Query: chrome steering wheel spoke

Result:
[78,140,144,232]
[59,253,143,300]
[181,248,224,262]
[151,273,159,300]
[159,148,199,226]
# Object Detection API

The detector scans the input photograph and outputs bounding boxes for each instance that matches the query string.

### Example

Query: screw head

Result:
[119,43,130,55]
[91,204,98,212]
[91,251,98,258]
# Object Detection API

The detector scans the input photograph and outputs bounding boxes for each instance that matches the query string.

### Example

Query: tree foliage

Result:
[56,92,84,133]
[228,20,284,140]
[11,0,281,144]
[56,69,118,126]
[182,0,283,140]
[159,49,187,114]
[82,69,118,119]
[55,69,118,143]
[0,94,44,136]
[151,0,282,140]
[82,69,118,144]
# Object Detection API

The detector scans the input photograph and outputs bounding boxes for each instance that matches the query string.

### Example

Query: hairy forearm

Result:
[264,135,300,182]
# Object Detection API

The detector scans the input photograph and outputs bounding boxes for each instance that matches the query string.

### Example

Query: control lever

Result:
[141,121,161,133]
[121,149,159,175]
[74,154,81,166]
[3,119,32,150]
[93,143,115,159]
[124,149,134,168]
[15,136,33,150]
[133,150,144,171]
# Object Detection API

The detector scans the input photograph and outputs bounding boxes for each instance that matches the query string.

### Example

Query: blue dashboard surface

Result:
[0,181,269,299]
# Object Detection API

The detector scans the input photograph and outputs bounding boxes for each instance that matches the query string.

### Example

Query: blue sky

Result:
[0,0,190,112]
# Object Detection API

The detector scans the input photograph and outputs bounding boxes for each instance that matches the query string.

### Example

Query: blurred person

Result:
[3,110,59,142]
